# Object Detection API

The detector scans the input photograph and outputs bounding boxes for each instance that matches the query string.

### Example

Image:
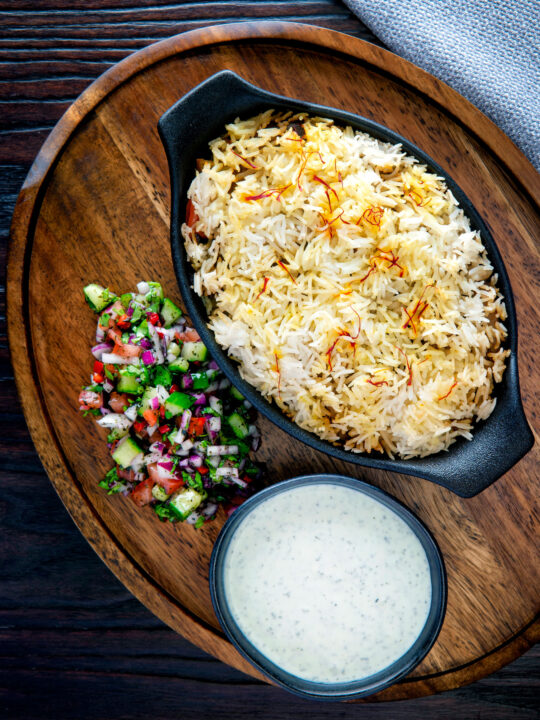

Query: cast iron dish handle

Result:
[158,70,534,497]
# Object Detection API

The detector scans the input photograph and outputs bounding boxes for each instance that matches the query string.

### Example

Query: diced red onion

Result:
[181,374,193,390]
[218,378,231,390]
[144,451,163,465]
[178,458,191,469]
[206,383,218,394]
[140,338,152,349]
[148,441,166,454]
[147,323,165,364]
[91,342,113,359]
[209,396,223,414]
[130,452,145,472]
[124,405,138,422]
[169,429,185,445]
[126,305,134,317]
[142,350,155,365]
[206,416,221,434]
[95,324,105,342]
[192,392,206,406]
[103,379,114,394]
[99,407,111,415]
[208,360,219,371]
[147,424,157,437]
[101,353,139,365]
[207,445,238,456]
[202,502,218,517]
[189,454,203,467]
[216,467,239,479]
[157,460,174,472]
[151,396,160,410]
[180,410,192,432]
[186,511,201,525]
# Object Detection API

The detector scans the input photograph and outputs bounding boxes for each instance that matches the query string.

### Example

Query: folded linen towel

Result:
[343,0,540,169]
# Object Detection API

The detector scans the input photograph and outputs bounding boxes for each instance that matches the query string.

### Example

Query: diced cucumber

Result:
[152,484,170,501]
[169,487,205,521]
[112,436,142,468]
[145,281,163,303]
[228,411,250,439]
[134,318,149,338]
[168,342,180,359]
[191,371,210,390]
[84,284,118,313]
[152,365,172,388]
[230,385,245,401]
[165,391,195,416]
[120,292,133,309]
[169,356,189,373]
[181,341,208,362]
[161,297,183,328]
[140,386,160,412]
[117,369,144,395]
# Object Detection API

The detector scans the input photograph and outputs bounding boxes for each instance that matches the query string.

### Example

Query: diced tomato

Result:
[143,409,158,426]
[107,327,122,344]
[169,384,179,393]
[93,372,104,383]
[159,406,166,419]
[116,314,131,330]
[188,417,206,436]
[105,364,118,377]
[158,425,170,434]
[147,312,161,326]
[160,476,183,494]
[243,474,253,484]
[109,392,130,413]
[93,360,104,374]
[198,466,209,475]
[133,420,146,433]
[175,328,200,342]
[79,389,102,409]
[147,463,183,494]
[118,467,137,482]
[114,342,141,359]
[186,199,198,227]
[130,479,155,507]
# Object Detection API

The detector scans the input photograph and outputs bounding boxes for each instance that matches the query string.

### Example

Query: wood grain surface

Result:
[2,5,539,719]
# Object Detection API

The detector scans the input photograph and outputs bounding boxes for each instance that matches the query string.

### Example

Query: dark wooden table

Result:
[1,3,538,718]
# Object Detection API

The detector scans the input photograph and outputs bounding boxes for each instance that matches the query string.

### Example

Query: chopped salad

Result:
[79,281,264,527]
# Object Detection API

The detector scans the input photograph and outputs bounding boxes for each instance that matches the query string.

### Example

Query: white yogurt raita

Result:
[223,483,432,683]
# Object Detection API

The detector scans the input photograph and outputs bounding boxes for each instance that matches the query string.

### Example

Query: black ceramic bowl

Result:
[158,70,533,497]
[209,474,447,701]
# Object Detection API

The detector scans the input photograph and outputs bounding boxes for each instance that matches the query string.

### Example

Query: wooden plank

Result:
[6,22,539,703]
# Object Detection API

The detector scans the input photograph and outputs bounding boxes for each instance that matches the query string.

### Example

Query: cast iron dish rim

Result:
[209,473,447,701]
[158,70,534,497]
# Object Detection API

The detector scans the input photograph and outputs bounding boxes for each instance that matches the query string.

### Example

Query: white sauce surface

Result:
[223,483,432,683]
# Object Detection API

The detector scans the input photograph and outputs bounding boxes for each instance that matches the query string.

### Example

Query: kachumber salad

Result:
[79,281,264,527]
[183,110,509,459]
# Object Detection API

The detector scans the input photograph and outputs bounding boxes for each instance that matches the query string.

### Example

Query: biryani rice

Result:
[181,110,509,458]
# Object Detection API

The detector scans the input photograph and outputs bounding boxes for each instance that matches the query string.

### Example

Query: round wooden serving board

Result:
[7,22,540,701]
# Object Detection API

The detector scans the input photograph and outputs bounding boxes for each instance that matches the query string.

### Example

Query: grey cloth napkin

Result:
[343,0,540,170]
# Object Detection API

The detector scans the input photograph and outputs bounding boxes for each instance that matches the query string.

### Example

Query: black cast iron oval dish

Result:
[209,474,447,701]
[158,70,534,497]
